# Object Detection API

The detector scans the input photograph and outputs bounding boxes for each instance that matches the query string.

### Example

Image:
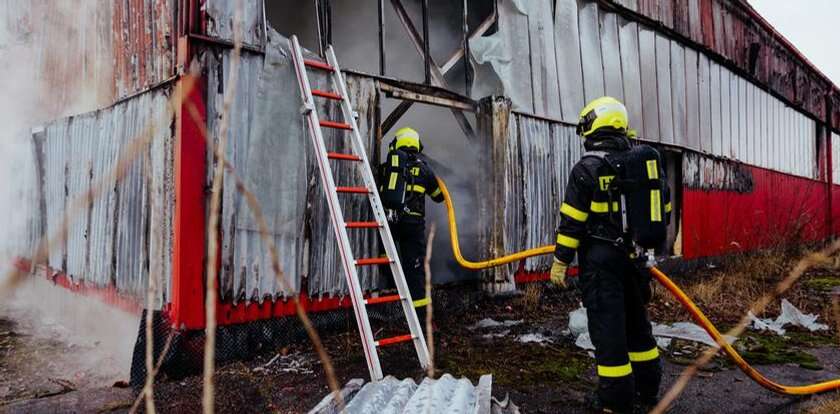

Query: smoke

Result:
[266,0,492,282]
[0,1,135,386]
[0,276,135,385]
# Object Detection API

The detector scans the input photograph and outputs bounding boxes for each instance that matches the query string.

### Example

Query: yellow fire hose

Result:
[437,177,840,395]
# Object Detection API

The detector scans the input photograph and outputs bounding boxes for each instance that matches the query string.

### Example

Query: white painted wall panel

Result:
[656,34,674,143]
[697,54,712,153]
[670,41,687,147]
[555,0,586,123]
[600,11,624,102]
[685,49,701,151]
[618,19,644,135]
[710,62,722,156]
[639,27,660,141]
[579,1,605,103]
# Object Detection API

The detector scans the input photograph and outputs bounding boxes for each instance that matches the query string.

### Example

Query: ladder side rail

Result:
[289,36,383,381]
[325,46,431,368]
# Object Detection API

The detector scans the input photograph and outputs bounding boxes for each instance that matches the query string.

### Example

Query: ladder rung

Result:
[345,221,381,229]
[336,186,371,194]
[356,257,392,266]
[365,294,402,305]
[327,152,362,161]
[320,120,353,130]
[312,89,343,100]
[376,334,414,347]
[304,59,335,72]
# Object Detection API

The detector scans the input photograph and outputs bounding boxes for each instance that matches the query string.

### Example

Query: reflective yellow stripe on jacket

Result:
[560,203,588,222]
[556,234,580,249]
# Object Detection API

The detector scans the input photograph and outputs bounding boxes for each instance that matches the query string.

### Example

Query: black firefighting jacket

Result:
[378,150,443,223]
[554,132,672,264]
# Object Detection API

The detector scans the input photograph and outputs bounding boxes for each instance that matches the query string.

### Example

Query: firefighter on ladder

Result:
[550,97,671,413]
[378,127,444,331]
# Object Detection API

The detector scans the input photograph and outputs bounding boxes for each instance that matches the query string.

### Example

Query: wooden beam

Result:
[381,101,413,137]
[380,83,475,112]
[389,0,476,140]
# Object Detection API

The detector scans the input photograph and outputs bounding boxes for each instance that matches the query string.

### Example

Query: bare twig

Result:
[143,149,157,414]
[203,2,243,412]
[652,240,840,414]
[424,223,436,378]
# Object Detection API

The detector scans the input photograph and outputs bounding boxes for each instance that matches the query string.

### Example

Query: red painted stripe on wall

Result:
[682,165,831,259]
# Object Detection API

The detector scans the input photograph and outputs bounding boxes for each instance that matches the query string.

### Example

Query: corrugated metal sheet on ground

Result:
[208,29,383,303]
[310,374,495,414]
[35,87,174,305]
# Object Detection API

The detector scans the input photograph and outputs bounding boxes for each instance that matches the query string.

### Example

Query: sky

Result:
[748,0,840,86]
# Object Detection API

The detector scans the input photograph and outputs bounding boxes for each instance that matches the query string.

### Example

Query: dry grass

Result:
[652,240,840,414]
[519,283,544,314]
[803,392,840,414]
[651,247,828,325]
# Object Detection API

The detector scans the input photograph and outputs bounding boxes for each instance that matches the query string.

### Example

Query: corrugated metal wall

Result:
[34,88,175,306]
[207,30,384,303]
[472,0,819,180]
[491,114,582,273]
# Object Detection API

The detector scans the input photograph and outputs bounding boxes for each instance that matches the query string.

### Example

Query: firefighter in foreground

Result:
[550,97,672,413]
[378,127,444,329]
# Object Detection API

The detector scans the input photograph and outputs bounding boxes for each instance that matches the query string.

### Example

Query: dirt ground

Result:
[2,249,840,413]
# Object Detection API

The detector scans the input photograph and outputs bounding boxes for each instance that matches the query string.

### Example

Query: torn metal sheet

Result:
[470,0,560,118]
[206,0,266,47]
[208,30,383,302]
[682,152,754,193]
[310,374,495,414]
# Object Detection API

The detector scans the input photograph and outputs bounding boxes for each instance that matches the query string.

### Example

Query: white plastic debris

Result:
[575,332,594,350]
[567,305,735,354]
[470,318,523,330]
[748,299,829,335]
[651,322,735,348]
[482,329,511,339]
[517,333,552,344]
[568,304,588,336]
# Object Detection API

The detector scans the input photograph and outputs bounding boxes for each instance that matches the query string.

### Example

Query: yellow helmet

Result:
[391,127,423,151]
[576,96,629,138]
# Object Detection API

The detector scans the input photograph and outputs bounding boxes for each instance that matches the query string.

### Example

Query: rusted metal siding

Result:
[208,31,383,303]
[3,0,176,116]
[34,87,175,305]
[112,0,176,98]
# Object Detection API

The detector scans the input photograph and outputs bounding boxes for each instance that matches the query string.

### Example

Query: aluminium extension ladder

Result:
[289,35,430,381]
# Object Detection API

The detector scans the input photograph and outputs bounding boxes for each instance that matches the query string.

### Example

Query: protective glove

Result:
[550,258,568,288]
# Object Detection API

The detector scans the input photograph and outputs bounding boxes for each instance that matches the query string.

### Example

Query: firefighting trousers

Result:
[388,220,431,326]
[578,242,662,411]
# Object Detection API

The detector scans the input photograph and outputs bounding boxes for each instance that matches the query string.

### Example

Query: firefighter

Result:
[550,97,669,413]
[378,127,444,328]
